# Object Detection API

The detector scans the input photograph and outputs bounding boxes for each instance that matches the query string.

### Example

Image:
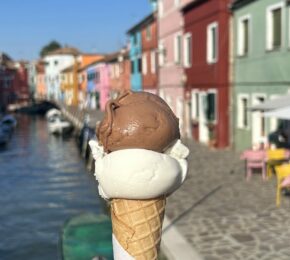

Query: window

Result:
[191,91,199,120]
[137,57,142,73]
[133,34,138,46]
[131,60,134,74]
[207,22,218,63]
[158,1,163,18]
[266,3,283,50]
[206,91,217,122]
[95,72,100,83]
[174,33,182,65]
[146,24,152,40]
[237,94,249,129]
[158,43,165,66]
[150,50,156,74]
[184,33,192,68]
[174,0,180,7]
[142,53,147,75]
[115,64,120,78]
[238,15,250,56]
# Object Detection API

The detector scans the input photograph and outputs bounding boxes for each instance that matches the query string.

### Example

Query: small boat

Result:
[60,213,113,260]
[46,108,62,120]
[0,114,17,133]
[47,115,73,135]
[0,127,10,146]
[0,114,17,144]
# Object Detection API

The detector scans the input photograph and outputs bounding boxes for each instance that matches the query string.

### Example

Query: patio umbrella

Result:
[249,95,290,111]
[264,106,290,120]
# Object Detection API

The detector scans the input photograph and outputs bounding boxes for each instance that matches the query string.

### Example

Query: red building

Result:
[13,61,29,102]
[0,53,17,111]
[182,0,231,148]
[140,12,158,94]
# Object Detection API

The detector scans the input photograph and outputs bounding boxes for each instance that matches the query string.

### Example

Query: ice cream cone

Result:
[111,197,166,260]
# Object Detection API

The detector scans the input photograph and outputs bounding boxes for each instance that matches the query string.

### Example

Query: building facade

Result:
[141,13,158,94]
[127,25,143,91]
[43,47,79,101]
[182,0,231,148]
[0,53,17,110]
[95,59,110,111]
[35,61,46,99]
[157,0,193,136]
[232,0,290,150]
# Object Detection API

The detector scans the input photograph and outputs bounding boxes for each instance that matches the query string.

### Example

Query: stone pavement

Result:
[165,140,290,260]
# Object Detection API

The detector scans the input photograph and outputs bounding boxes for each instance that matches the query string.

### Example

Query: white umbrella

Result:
[264,106,290,120]
[249,95,290,111]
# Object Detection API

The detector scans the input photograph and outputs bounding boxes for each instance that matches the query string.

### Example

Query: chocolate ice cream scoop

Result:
[97,91,180,153]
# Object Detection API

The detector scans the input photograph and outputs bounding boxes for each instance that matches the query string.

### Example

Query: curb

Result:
[161,216,203,260]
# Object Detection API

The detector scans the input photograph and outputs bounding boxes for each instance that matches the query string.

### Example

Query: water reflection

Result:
[0,115,101,260]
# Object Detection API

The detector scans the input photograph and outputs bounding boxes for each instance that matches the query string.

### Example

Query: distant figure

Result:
[268,121,290,149]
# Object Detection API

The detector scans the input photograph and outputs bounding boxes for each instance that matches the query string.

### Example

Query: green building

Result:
[232,0,290,151]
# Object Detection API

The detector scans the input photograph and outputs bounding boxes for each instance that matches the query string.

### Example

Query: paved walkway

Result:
[165,140,290,260]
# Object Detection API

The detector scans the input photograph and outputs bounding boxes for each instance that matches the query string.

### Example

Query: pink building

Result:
[158,0,193,136]
[95,58,110,111]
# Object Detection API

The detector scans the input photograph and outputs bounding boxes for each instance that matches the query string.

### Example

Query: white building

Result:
[43,47,80,100]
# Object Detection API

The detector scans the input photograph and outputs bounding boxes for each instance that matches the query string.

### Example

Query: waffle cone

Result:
[111,197,166,259]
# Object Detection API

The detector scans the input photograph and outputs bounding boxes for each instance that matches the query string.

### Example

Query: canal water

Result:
[0,115,102,260]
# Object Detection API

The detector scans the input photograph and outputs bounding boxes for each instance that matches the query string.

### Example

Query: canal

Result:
[0,115,102,260]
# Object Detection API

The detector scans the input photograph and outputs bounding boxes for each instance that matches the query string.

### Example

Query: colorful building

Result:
[27,61,37,100]
[232,0,290,150]
[157,0,193,136]
[95,56,112,111]
[141,12,158,94]
[0,53,17,110]
[86,63,99,110]
[13,61,29,103]
[43,47,80,101]
[35,61,46,99]
[60,54,104,106]
[181,0,231,148]
[127,22,143,91]
[77,54,104,107]
[107,48,131,98]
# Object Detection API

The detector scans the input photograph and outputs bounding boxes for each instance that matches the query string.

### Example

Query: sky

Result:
[0,0,152,61]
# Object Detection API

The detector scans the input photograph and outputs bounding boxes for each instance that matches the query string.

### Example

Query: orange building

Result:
[35,61,46,99]
[61,54,104,106]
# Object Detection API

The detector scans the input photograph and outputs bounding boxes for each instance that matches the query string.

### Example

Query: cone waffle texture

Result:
[111,197,166,260]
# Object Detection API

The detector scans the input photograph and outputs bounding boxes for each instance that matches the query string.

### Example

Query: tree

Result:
[40,40,62,57]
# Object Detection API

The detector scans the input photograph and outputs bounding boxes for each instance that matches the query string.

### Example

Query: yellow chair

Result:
[266,149,289,179]
[275,164,290,207]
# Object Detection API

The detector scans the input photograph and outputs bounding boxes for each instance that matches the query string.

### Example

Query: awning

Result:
[264,106,290,120]
[249,95,290,111]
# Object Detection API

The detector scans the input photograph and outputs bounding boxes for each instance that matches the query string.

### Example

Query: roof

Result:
[78,58,105,72]
[61,62,80,73]
[46,47,80,56]
[181,0,207,13]
[0,52,15,70]
[103,52,120,63]
[127,12,155,35]
[230,0,257,10]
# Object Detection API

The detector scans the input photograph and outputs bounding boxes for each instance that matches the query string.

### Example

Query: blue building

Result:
[127,27,142,91]
[86,65,99,109]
